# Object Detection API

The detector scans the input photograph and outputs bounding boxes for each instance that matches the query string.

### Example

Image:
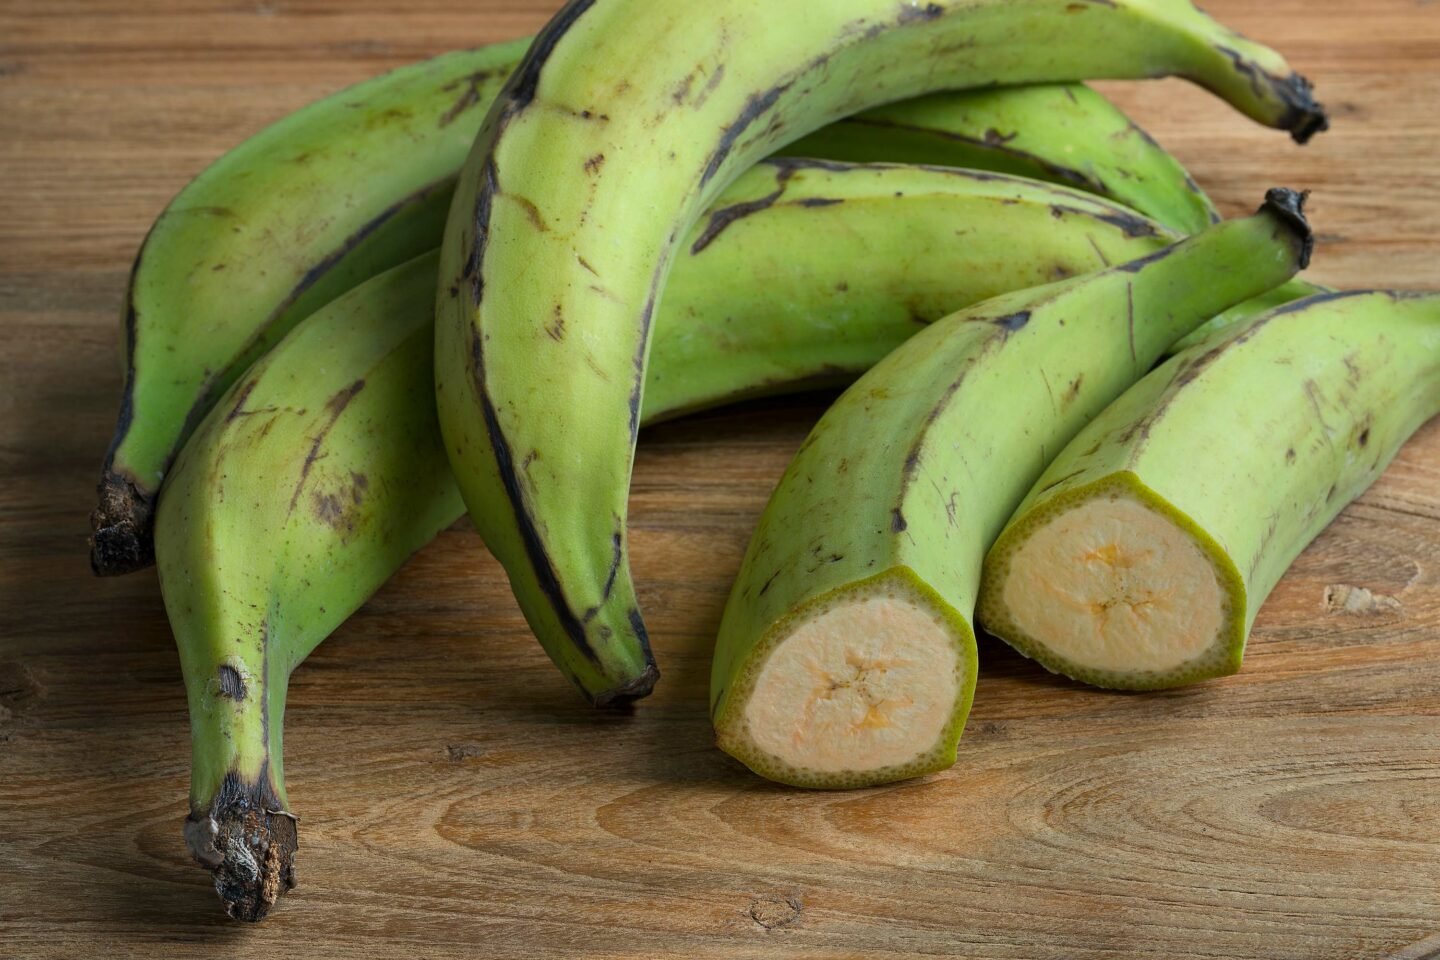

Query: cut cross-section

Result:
[996,488,1232,677]
[717,573,972,789]
[981,479,1246,689]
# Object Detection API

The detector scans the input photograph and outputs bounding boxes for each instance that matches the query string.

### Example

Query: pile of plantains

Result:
[88,0,1439,922]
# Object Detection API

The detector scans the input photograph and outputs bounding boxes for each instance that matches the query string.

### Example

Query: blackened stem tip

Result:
[1260,188,1314,269]
[185,779,298,922]
[90,471,155,576]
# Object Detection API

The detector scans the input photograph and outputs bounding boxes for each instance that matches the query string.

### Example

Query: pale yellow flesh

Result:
[1000,493,1228,675]
[742,593,961,776]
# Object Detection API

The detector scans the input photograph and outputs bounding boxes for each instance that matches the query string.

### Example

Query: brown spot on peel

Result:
[438,68,500,127]
[217,665,247,700]
[512,195,548,232]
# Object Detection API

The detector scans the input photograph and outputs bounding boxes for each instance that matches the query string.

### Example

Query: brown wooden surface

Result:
[2,1,1439,957]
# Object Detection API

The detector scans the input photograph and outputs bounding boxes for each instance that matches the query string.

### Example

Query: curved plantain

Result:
[92,40,1222,575]
[785,83,1220,235]
[435,0,1328,703]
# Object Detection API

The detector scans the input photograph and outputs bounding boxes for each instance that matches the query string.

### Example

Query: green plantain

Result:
[435,0,1327,703]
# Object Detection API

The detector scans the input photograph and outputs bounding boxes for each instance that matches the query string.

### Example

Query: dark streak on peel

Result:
[834,115,1107,195]
[438,68,501,128]
[690,188,787,255]
[1115,244,1179,275]
[466,191,660,712]
[512,194,548,232]
[1251,516,1281,577]
[1050,203,1160,239]
[627,608,654,663]
[689,163,835,251]
[225,380,260,422]
[1212,49,1329,144]
[504,0,598,113]
[471,328,603,671]
[1038,468,1087,494]
[1085,207,1161,239]
[627,284,660,443]
[1266,289,1368,319]
[465,157,499,305]
[773,156,867,176]
[695,64,726,109]
[1086,235,1113,269]
[285,379,365,516]
[701,80,795,187]
[582,531,624,622]
[278,178,457,332]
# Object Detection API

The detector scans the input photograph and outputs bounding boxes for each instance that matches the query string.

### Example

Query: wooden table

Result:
[2,1,1438,956]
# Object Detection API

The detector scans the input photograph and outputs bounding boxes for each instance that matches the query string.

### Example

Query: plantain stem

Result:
[184,769,297,922]
[89,470,154,576]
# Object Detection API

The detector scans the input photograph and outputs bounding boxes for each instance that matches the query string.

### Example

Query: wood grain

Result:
[1,1,1438,956]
